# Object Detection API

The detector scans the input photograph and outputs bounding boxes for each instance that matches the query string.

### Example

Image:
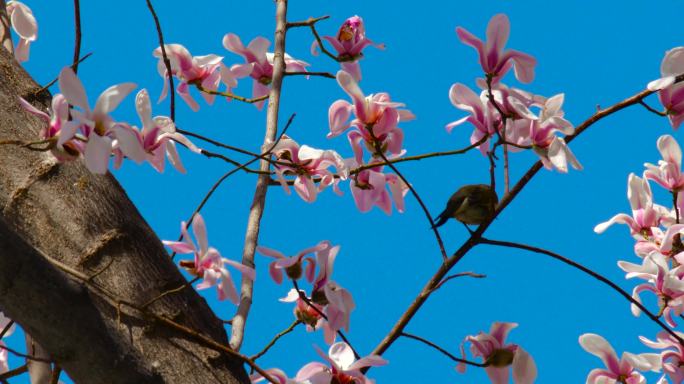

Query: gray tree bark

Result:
[0,46,249,383]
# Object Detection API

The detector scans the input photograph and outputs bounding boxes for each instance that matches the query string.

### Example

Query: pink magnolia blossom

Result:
[457,322,537,384]
[329,70,414,163]
[311,15,384,81]
[595,173,668,239]
[6,1,37,62]
[580,333,661,384]
[456,14,536,84]
[645,135,684,192]
[270,136,348,203]
[18,94,81,161]
[57,67,140,174]
[163,213,255,304]
[350,166,409,215]
[296,342,387,384]
[647,47,684,129]
[129,89,200,173]
[257,241,331,284]
[446,83,496,154]
[320,280,355,344]
[630,260,684,327]
[153,44,226,112]
[640,331,684,384]
[222,33,309,110]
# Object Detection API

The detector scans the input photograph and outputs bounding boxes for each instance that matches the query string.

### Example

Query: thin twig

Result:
[0,345,52,363]
[72,0,82,74]
[400,332,487,367]
[146,0,175,121]
[49,364,61,384]
[195,83,269,104]
[0,320,14,339]
[142,276,200,308]
[370,134,449,263]
[284,71,335,79]
[430,272,486,293]
[477,237,684,345]
[0,364,27,381]
[250,320,300,362]
[639,100,668,117]
[286,15,330,28]
[34,53,93,93]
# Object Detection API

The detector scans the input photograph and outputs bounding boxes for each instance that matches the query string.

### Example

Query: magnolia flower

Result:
[153,44,226,111]
[457,322,537,384]
[130,89,200,173]
[270,136,348,203]
[280,289,324,330]
[641,331,684,384]
[631,261,684,327]
[6,1,37,62]
[456,14,536,84]
[223,33,309,110]
[446,83,496,154]
[57,67,139,174]
[296,342,387,384]
[329,71,414,163]
[645,135,684,192]
[580,333,661,384]
[257,241,331,284]
[163,214,255,304]
[350,167,409,215]
[18,94,81,161]
[311,15,384,81]
[647,47,684,129]
[321,280,355,344]
[595,173,667,239]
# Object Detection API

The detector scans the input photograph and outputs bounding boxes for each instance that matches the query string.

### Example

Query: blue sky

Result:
[6,0,684,382]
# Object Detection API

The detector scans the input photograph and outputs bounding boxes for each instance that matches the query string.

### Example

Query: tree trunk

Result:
[0,47,249,384]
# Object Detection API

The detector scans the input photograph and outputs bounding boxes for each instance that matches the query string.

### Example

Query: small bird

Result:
[433,184,498,230]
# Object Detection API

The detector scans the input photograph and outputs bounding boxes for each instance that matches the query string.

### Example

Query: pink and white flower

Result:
[457,322,537,384]
[350,167,409,215]
[329,70,414,163]
[456,14,536,84]
[580,333,661,384]
[311,15,384,81]
[648,47,684,129]
[18,94,81,162]
[251,368,305,384]
[57,67,140,174]
[645,135,684,192]
[296,342,387,384]
[6,1,37,62]
[153,44,225,112]
[130,89,200,173]
[270,136,348,203]
[223,33,309,110]
[640,331,684,384]
[163,213,255,304]
[257,241,330,284]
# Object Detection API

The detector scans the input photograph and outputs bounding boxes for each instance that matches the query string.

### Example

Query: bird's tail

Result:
[431,210,449,229]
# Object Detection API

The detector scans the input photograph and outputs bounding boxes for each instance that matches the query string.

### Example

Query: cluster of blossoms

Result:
[253,241,386,383]
[447,14,581,173]
[163,213,255,304]
[19,67,199,174]
[591,134,684,383]
[155,32,309,111]
[5,1,37,62]
[649,47,684,130]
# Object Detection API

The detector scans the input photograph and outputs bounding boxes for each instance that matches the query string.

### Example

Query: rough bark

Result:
[0,47,249,383]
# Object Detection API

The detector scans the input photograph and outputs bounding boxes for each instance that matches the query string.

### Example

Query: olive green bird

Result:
[433,184,498,230]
